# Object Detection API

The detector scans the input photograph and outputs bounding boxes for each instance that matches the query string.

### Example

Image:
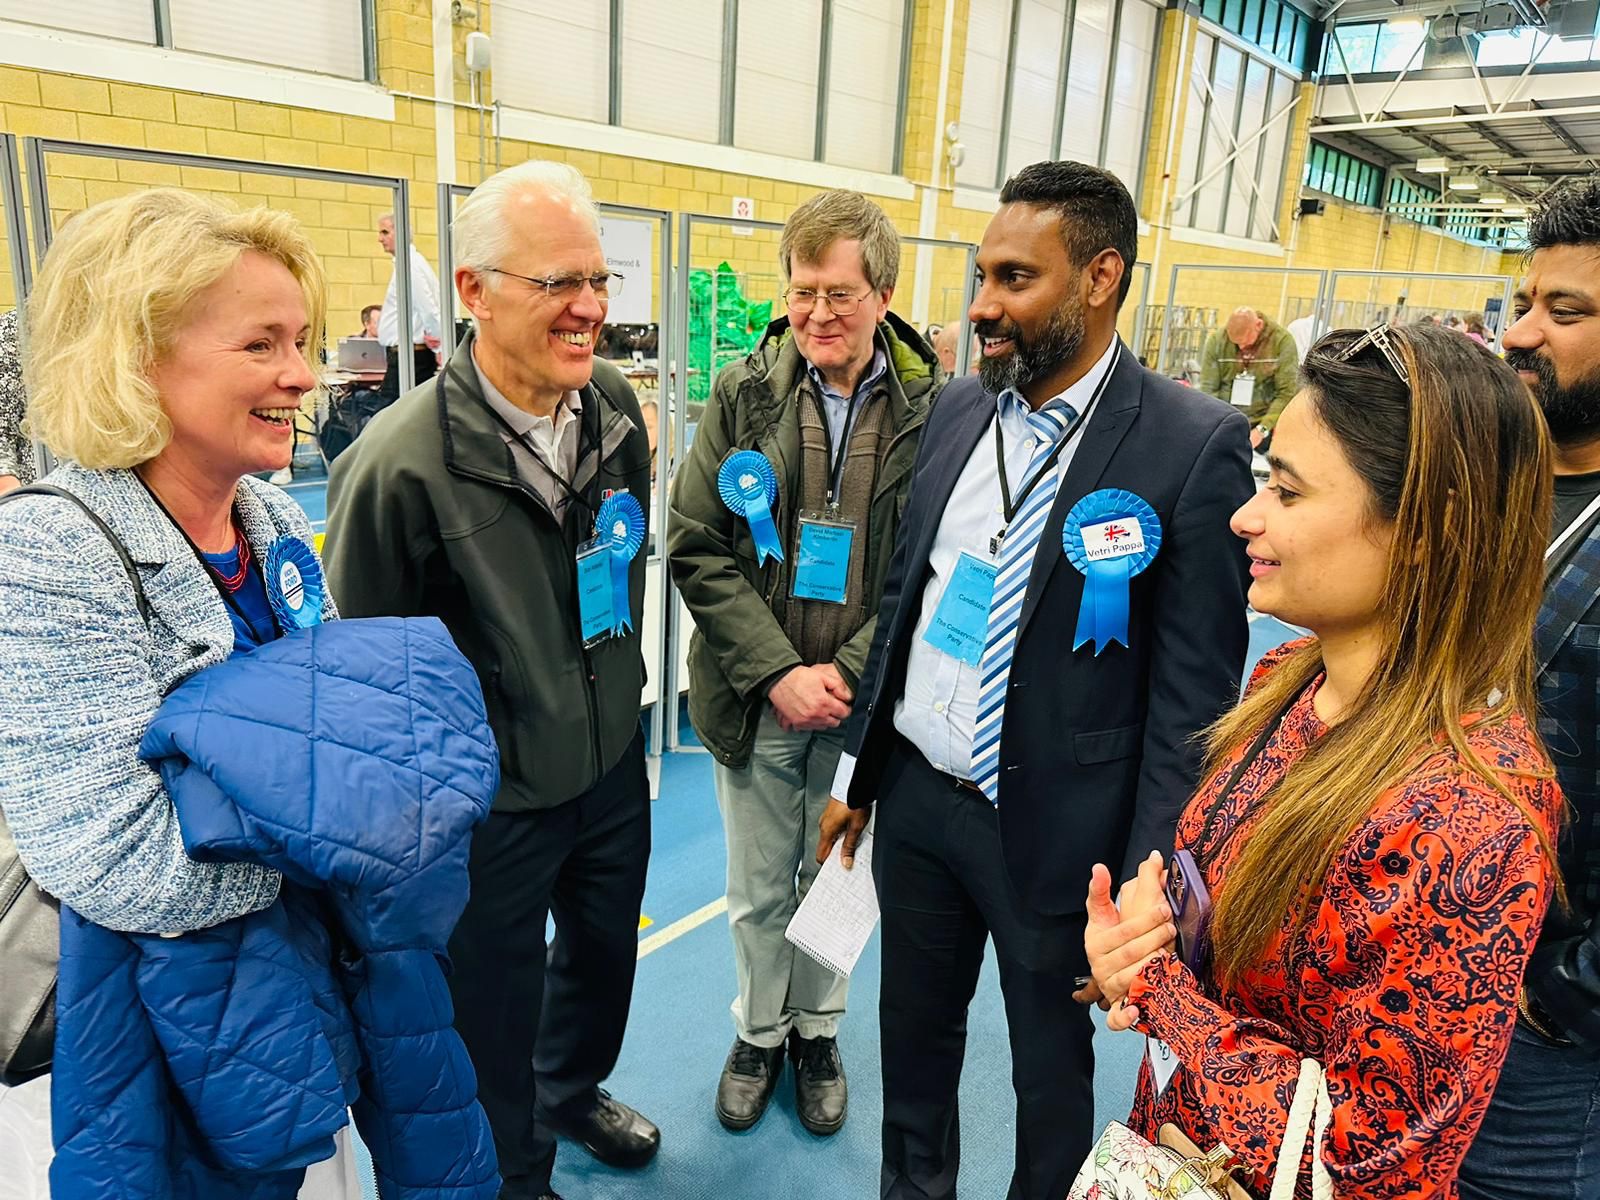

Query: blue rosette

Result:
[264,536,326,631]
[1061,489,1161,655]
[596,491,646,635]
[717,450,784,565]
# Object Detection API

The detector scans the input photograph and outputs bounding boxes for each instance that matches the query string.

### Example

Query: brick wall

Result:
[0,1,1516,342]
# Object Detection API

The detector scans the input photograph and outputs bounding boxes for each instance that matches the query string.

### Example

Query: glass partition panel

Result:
[1321,270,1516,350]
[1156,265,1328,383]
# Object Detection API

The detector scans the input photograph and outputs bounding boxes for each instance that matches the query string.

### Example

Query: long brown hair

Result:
[1205,322,1561,987]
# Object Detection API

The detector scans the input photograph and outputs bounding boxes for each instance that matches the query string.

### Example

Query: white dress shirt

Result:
[377,244,444,348]
[472,346,583,517]
[830,337,1120,799]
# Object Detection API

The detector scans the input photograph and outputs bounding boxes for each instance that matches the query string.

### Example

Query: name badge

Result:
[1147,1036,1180,1098]
[1081,517,1148,562]
[576,538,614,644]
[921,551,997,666]
[792,513,856,606]
[1230,374,1255,410]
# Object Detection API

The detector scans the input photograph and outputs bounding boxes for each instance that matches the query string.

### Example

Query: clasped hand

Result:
[1075,851,1177,1033]
[770,663,853,732]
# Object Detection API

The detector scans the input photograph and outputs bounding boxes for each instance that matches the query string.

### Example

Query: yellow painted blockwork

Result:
[0,0,1520,350]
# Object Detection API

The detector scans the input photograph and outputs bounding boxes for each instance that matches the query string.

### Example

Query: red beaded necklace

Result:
[207,527,252,594]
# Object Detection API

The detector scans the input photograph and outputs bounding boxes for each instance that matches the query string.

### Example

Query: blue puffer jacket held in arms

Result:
[48,616,501,1200]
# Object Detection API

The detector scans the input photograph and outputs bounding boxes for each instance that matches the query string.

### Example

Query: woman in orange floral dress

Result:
[1083,322,1565,1198]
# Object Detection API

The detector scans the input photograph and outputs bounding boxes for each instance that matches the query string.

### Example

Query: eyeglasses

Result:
[1336,323,1410,385]
[784,287,870,317]
[485,268,624,300]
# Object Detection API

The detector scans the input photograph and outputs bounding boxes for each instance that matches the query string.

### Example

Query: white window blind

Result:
[1002,0,1067,181]
[734,0,822,159]
[1192,41,1240,230]
[1225,57,1270,237]
[1175,31,1213,225]
[1176,22,1298,243]
[492,0,610,123]
[1253,71,1296,240]
[823,0,905,173]
[620,0,724,144]
[0,2,154,43]
[167,0,365,78]
[955,0,1011,188]
[1103,1,1158,195]
[1058,0,1111,164]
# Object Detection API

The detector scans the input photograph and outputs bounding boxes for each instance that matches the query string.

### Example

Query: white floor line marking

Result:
[637,895,728,960]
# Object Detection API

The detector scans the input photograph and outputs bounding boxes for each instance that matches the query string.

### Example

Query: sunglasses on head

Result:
[1335,323,1410,385]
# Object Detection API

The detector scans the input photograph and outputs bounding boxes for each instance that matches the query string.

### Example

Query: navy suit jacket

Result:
[843,343,1255,915]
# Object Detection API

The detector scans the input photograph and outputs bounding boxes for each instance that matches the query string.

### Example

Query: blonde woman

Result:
[1083,324,1563,1198]
[0,189,358,1196]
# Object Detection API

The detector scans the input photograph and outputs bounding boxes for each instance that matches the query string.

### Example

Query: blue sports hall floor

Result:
[280,475,1298,1200]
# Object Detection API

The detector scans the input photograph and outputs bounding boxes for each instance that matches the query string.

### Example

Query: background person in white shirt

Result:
[375,212,443,394]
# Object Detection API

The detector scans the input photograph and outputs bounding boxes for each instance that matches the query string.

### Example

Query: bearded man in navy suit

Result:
[818,161,1255,1200]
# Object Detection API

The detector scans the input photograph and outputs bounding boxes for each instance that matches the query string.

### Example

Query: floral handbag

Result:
[1067,1059,1333,1200]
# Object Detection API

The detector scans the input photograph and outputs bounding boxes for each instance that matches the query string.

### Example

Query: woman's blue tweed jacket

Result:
[0,463,334,932]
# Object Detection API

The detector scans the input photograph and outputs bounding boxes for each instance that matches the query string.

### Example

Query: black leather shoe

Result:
[789,1032,847,1136]
[544,1089,660,1169]
[715,1037,785,1131]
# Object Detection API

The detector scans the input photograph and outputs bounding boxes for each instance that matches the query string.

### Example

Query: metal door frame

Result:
[0,133,49,481]
[666,213,979,749]
[1127,260,1153,365]
[21,138,420,394]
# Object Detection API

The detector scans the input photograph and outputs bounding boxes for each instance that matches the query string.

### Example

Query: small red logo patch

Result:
[1104,524,1130,542]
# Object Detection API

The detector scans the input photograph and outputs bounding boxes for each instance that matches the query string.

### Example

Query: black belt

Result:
[895,734,985,796]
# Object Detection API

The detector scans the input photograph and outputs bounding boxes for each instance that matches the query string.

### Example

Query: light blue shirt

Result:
[831,337,1120,797]
[805,347,888,492]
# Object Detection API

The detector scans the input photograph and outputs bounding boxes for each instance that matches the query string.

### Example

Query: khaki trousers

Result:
[713,708,850,1048]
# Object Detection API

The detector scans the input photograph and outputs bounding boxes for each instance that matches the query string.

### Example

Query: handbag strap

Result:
[1267,1059,1334,1200]
[0,484,152,626]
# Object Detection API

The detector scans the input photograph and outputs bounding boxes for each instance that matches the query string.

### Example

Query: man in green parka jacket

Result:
[669,190,943,1138]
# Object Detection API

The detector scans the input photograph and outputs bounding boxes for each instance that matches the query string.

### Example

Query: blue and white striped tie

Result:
[969,402,1077,803]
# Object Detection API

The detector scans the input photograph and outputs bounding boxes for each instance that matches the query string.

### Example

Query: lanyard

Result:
[1194,680,1311,868]
[450,367,599,522]
[814,363,883,507]
[990,341,1120,556]
[134,472,283,641]
[818,390,861,508]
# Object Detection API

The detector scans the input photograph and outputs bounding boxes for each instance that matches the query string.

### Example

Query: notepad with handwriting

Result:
[785,833,880,978]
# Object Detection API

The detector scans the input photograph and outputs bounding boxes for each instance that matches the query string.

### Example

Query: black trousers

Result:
[875,737,1095,1200]
[379,343,439,400]
[448,729,651,1199]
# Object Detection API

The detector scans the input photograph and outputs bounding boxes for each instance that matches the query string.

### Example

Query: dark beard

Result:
[977,300,1086,396]
[1506,347,1600,445]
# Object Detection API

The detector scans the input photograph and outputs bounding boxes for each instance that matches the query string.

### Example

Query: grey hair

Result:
[779,190,900,293]
[451,160,601,280]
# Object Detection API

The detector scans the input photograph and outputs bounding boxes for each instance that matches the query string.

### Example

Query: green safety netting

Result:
[688,264,773,404]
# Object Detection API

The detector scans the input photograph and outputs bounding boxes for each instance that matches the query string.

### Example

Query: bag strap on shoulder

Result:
[0,484,152,626]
